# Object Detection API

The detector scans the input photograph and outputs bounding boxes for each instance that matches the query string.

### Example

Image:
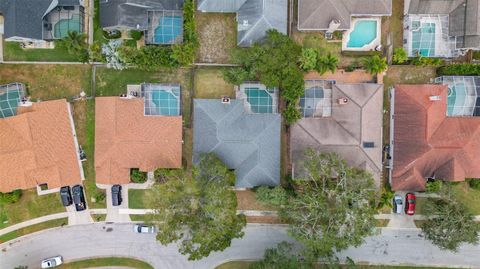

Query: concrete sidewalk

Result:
[0,212,68,236]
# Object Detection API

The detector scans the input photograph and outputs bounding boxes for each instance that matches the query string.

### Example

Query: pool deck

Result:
[342,17,382,51]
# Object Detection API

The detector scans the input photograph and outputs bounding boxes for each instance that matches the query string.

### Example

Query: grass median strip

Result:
[57,257,154,269]
[0,218,67,243]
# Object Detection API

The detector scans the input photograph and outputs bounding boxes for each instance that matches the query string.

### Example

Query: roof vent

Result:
[363,142,375,148]
[429,95,441,101]
[243,20,249,26]
[222,96,231,104]
[338,97,348,105]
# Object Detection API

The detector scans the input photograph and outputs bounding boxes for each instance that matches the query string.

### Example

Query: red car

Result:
[405,193,416,215]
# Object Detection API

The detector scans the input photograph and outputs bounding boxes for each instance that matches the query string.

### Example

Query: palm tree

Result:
[316,54,338,75]
[64,31,87,52]
[363,55,388,75]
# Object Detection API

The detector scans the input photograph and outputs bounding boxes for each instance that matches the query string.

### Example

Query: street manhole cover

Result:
[106,228,113,232]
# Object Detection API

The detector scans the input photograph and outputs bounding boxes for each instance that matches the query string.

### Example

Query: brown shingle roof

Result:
[95,97,182,184]
[392,85,480,191]
[0,99,82,192]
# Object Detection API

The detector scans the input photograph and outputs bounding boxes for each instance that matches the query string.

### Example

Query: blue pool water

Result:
[151,90,180,116]
[347,20,377,48]
[245,88,273,113]
[153,16,182,44]
[412,22,436,57]
[447,84,466,116]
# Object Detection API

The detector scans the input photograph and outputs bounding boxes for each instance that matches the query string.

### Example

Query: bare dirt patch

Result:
[196,12,236,63]
[236,190,277,211]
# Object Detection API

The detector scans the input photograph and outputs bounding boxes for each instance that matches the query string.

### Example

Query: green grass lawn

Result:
[450,182,480,215]
[57,257,153,269]
[0,189,65,229]
[0,218,67,243]
[216,261,459,269]
[193,67,235,99]
[0,64,92,100]
[3,42,79,62]
[128,189,149,209]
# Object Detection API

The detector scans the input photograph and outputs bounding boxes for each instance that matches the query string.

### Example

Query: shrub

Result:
[299,48,318,71]
[0,189,22,204]
[438,64,480,76]
[345,62,359,72]
[426,180,443,193]
[283,102,301,125]
[473,51,480,60]
[103,30,121,39]
[129,30,143,41]
[377,185,394,209]
[131,169,148,183]
[363,55,388,75]
[393,47,408,64]
[411,56,443,66]
[255,186,289,206]
[467,178,480,190]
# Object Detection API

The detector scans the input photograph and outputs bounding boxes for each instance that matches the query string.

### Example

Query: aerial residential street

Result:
[2,223,480,269]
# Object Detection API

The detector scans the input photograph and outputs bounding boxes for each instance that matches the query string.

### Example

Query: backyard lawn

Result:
[3,41,78,62]
[0,189,65,229]
[128,189,149,209]
[0,218,67,243]
[193,67,235,98]
[195,12,237,63]
[0,64,92,100]
[57,257,153,269]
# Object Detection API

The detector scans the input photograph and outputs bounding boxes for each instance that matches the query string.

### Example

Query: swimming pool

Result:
[245,88,274,113]
[411,22,436,57]
[447,84,467,116]
[0,88,21,118]
[300,87,324,118]
[54,15,82,39]
[153,16,182,44]
[347,20,378,48]
[142,84,181,116]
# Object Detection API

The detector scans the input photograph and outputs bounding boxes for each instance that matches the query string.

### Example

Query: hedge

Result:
[438,64,480,76]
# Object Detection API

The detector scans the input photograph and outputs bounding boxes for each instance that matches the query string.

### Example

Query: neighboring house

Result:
[390,84,480,191]
[95,84,183,185]
[297,0,391,31]
[197,0,287,47]
[291,80,383,183]
[0,84,84,192]
[192,99,281,188]
[404,0,480,57]
[99,0,184,44]
[0,0,85,46]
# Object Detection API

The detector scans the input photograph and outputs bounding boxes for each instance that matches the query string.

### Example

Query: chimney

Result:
[222,96,231,104]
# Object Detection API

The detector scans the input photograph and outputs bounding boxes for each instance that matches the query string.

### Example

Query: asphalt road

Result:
[2,224,480,269]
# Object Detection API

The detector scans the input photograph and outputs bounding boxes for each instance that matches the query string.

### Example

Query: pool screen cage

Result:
[238,82,279,114]
[0,82,25,118]
[435,76,480,117]
[403,14,457,58]
[141,83,181,116]
[146,10,183,45]
[299,80,335,118]
[42,5,85,40]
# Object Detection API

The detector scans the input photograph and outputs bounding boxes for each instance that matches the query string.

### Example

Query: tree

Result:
[315,54,338,75]
[281,150,378,258]
[299,48,318,71]
[61,31,89,62]
[147,153,246,260]
[421,187,480,251]
[363,55,387,75]
[249,242,313,269]
[392,47,408,64]
[255,186,289,206]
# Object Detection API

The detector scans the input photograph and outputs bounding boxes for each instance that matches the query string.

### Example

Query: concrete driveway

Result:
[105,185,131,222]
[66,205,93,225]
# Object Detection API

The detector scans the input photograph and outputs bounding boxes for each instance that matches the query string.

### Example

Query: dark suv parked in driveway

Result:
[59,186,72,206]
[111,185,122,206]
[72,185,86,211]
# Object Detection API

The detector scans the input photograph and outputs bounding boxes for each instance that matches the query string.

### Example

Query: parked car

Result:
[59,186,72,207]
[41,255,63,268]
[133,224,155,234]
[72,185,86,211]
[405,193,416,215]
[393,195,403,214]
[111,184,122,206]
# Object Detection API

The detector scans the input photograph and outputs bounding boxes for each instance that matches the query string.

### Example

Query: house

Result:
[94,84,183,185]
[197,0,287,47]
[0,0,85,47]
[99,0,184,44]
[404,0,480,57]
[0,84,84,192]
[192,98,281,188]
[297,0,391,31]
[390,84,480,191]
[291,80,383,183]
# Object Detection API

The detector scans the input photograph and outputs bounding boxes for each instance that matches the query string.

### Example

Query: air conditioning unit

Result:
[222,96,231,104]
[338,97,348,105]
[429,95,441,101]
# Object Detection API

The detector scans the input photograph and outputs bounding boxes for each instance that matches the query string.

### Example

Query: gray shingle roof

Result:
[297,0,392,30]
[193,99,281,188]
[197,0,247,12]
[99,0,183,30]
[408,0,480,49]
[0,0,80,39]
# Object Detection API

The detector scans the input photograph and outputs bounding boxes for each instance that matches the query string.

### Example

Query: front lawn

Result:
[0,189,65,229]
[450,182,480,215]
[193,67,235,98]
[57,257,153,269]
[0,64,92,100]
[195,12,237,63]
[216,261,459,269]
[128,189,149,209]
[3,42,78,62]
[0,218,67,243]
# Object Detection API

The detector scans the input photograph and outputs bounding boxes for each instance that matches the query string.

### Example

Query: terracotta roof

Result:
[392,85,480,191]
[0,99,82,192]
[95,97,182,184]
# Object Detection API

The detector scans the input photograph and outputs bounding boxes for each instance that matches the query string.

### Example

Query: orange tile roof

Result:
[0,100,82,192]
[95,97,182,184]
[392,85,480,191]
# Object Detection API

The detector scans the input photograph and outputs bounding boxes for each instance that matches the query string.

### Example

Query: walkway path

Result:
[0,212,68,236]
